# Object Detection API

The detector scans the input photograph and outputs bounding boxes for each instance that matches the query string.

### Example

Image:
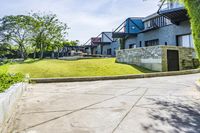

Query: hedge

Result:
[182,0,200,58]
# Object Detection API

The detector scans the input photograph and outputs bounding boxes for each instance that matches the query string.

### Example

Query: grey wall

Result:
[124,20,191,48]
[111,41,120,56]
[125,37,137,49]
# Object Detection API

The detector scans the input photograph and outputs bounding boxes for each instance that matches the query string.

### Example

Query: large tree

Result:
[30,13,68,59]
[0,15,33,59]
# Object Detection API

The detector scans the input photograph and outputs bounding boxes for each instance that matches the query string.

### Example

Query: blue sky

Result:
[0,0,160,44]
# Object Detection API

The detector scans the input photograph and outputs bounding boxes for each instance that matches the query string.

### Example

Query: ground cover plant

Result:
[0,73,24,92]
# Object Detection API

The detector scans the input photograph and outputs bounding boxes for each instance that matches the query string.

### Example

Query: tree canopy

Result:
[0,12,79,59]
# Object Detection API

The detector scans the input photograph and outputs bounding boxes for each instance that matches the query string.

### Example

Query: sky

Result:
[0,0,160,44]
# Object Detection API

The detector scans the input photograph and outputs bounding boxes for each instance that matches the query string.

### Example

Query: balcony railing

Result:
[158,0,188,24]
[160,2,184,12]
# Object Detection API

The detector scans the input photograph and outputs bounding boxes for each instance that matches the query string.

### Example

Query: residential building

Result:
[115,0,198,71]
[84,32,120,56]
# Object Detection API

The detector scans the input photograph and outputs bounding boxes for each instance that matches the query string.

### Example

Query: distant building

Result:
[84,32,120,56]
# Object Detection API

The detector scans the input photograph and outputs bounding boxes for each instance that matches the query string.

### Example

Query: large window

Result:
[145,39,159,47]
[177,34,194,48]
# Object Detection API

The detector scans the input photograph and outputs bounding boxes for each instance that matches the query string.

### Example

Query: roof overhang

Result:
[159,7,188,24]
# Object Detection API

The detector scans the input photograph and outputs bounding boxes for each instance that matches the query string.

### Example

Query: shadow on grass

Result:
[141,98,200,133]
[19,59,42,64]
[116,62,156,73]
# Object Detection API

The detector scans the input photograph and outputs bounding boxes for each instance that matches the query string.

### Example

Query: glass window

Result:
[178,34,194,48]
[145,39,159,47]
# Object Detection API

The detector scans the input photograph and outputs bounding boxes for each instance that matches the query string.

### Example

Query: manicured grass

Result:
[0,58,152,78]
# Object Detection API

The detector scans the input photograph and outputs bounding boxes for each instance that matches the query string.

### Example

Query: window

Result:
[129,44,136,49]
[145,39,159,47]
[177,34,194,48]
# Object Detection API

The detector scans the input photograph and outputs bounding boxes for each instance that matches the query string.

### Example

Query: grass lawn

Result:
[0,58,152,78]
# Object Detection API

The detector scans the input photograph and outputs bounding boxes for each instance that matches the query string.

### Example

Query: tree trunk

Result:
[183,0,200,58]
[33,48,37,59]
[19,45,24,59]
[40,44,44,59]
[57,47,60,59]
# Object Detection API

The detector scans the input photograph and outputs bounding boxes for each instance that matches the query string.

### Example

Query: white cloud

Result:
[0,0,160,44]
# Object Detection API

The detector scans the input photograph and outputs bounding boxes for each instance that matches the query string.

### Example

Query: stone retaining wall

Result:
[116,46,197,71]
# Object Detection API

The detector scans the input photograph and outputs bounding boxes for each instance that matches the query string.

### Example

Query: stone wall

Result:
[116,46,163,71]
[116,45,197,72]
[161,46,197,71]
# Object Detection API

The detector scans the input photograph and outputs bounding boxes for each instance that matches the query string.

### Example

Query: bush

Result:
[0,73,24,93]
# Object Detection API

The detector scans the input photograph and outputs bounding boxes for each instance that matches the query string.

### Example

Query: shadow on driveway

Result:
[141,98,200,133]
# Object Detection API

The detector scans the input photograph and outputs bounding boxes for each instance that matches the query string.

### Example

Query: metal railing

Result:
[158,0,184,12]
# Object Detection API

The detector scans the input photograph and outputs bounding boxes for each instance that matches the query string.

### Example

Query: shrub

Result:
[0,73,24,93]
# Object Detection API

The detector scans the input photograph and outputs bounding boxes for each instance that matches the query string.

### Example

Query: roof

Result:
[142,13,160,22]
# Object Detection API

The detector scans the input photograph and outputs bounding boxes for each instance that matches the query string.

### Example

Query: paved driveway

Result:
[11,74,200,133]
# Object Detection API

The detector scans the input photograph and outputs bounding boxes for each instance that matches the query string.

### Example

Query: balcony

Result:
[158,0,188,24]
[112,18,144,38]
[83,32,114,47]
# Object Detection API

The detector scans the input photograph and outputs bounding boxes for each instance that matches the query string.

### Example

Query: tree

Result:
[30,13,68,59]
[0,15,33,59]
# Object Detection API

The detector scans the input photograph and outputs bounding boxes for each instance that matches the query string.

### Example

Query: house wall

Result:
[116,45,196,72]
[102,44,110,55]
[125,37,137,49]
[137,20,191,47]
[123,20,191,48]
[111,41,120,56]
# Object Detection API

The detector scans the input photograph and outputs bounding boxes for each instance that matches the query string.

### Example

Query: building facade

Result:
[113,2,193,49]
[84,32,120,56]
[114,1,198,71]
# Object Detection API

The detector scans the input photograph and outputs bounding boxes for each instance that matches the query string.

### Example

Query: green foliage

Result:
[0,12,70,59]
[0,73,24,92]
[30,12,69,58]
[182,0,200,59]
[0,15,34,59]
[63,40,79,46]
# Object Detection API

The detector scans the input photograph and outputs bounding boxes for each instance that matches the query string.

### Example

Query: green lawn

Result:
[0,58,152,78]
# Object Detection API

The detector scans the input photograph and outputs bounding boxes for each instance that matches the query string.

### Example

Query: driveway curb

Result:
[30,69,200,83]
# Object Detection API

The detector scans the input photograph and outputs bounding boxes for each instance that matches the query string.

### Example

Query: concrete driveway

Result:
[11,74,200,133]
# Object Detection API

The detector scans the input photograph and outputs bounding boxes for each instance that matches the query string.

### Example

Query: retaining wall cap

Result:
[31,68,200,83]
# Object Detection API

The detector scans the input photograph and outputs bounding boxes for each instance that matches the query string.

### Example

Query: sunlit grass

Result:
[1,58,152,78]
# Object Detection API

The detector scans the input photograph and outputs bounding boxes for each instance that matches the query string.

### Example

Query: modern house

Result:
[84,32,120,56]
[115,0,198,71]
[113,2,193,49]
